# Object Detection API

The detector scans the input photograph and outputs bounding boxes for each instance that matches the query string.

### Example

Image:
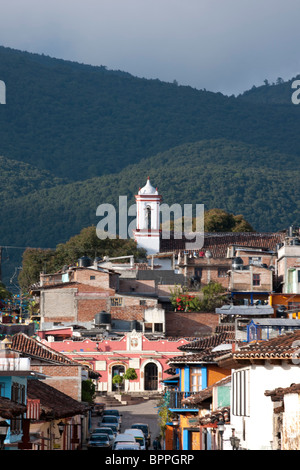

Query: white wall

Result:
[231,362,300,450]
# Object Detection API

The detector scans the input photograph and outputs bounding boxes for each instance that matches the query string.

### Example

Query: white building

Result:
[218,330,300,450]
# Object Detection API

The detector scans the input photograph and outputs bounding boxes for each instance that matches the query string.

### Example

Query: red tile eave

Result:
[160,231,284,257]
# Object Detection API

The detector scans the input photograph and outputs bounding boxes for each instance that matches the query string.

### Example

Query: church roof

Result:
[138,177,158,195]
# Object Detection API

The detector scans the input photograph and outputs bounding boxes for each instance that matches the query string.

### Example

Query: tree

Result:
[123,368,138,381]
[81,379,96,403]
[204,209,254,232]
[200,281,227,312]
[18,225,147,290]
[112,374,123,391]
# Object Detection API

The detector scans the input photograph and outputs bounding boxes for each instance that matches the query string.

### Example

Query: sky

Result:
[0,0,300,96]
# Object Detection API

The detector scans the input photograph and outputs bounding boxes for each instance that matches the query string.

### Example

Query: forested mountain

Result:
[0,46,300,182]
[0,139,298,250]
[0,46,299,289]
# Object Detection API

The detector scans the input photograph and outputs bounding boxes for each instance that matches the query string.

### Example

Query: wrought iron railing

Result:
[168,391,198,409]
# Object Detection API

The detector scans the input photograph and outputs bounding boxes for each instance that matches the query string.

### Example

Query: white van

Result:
[112,433,138,450]
[124,429,146,450]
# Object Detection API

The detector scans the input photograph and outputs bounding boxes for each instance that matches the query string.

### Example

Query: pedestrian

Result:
[153,436,161,450]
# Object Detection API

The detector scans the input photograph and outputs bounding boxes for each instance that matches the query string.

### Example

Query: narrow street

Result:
[90,398,162,450]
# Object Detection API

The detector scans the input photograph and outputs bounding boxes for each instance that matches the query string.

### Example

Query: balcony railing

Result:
[168,391,198,409]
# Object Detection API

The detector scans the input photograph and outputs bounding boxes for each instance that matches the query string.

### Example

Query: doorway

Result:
[112,365,125,391]
[144,362,158,390]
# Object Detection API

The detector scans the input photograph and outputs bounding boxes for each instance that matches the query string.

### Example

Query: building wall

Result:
[207,365,231,388]
[47,334,189,394]
[282,392,300,450]
[165,311,219,337]
[30,364,83,402]
[231,364,300,450]
[178,257,231,289]
[229,265,273,292]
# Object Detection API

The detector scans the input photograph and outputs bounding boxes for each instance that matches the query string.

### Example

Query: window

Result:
[144,323,153,333]
[154,323,163,332]
[110,297,123,306]
[190,368,202,392]
[218,268,228,277]
[249,257,262,265]
[90,275,95,280]
[253,274,260,286]
[232,369,249,416]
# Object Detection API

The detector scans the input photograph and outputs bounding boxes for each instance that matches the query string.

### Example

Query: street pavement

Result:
[90,398,162,450]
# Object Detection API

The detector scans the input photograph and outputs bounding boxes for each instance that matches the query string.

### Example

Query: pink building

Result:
[42,330,190,394]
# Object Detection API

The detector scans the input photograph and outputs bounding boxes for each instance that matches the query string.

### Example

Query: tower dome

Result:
[138,177,158,195]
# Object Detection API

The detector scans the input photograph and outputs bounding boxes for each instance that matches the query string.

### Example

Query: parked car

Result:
[112,433,137,450]
[100,415,121,431]
[102,409,122,424]
[92,427,116,444]
[124,428,146,450]
[87,433,112,450]
[97,422,119,436]
[114,443,140,451]
[91,403,105,416]
[131,423,151,448]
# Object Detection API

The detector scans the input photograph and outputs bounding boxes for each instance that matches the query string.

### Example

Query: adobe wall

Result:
[165,311,219,337]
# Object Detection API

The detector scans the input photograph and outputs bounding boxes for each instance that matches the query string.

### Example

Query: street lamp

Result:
[217,420,225,450]
[57,421,65,436]
[0,420,9,450]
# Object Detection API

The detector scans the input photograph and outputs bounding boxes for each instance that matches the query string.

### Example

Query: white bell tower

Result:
[134,177,162,255]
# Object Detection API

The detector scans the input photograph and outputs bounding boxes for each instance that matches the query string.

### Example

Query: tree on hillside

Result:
[204,209,254,232]
[165,209,254,233]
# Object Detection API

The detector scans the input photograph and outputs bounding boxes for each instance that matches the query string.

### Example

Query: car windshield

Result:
[102,416,117,422]
[132,425,148,435]
[90,435,108,442]
[103,410,120,416]
[95,428,113,435]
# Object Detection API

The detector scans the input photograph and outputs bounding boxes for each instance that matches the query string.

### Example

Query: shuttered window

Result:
[232,369,249,416]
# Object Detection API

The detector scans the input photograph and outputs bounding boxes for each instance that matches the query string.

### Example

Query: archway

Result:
[144,362,158,391]
[112,364,125,391]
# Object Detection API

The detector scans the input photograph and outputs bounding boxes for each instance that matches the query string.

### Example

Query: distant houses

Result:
[1,179,300,450]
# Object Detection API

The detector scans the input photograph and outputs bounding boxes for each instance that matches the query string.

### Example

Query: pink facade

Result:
[45,332,189,393]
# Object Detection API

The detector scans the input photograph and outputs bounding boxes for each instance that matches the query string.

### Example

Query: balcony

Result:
[168,391,199,410]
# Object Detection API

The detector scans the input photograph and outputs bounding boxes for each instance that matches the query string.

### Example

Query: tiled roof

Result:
[198,407,230,426]
[219,330,300,364]
[27,380,88,419]
[178,330,235,351]
[160,232,284,258]
[11,333,79,365]
[167,348,231,365]
[0,396,27,419]
[265,383,300,402]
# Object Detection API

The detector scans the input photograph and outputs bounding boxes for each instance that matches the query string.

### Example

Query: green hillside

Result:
[0,46,300,289]
[0,139,298,253]
[0,46,300,183]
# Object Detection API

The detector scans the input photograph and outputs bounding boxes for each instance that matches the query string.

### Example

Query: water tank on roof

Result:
[78,256,92,267]
[232,257,244,270]
[95,311,111,326]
